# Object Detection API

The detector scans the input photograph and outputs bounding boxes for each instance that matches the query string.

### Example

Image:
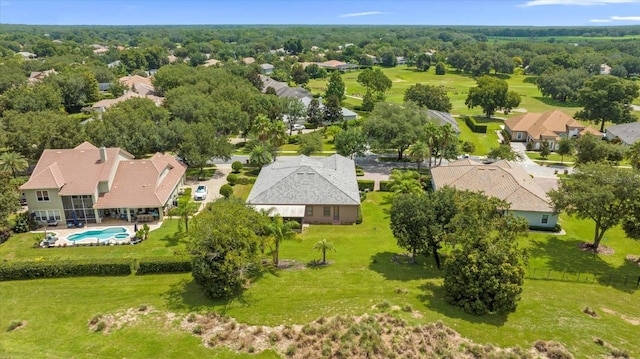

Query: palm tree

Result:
[0,151,28,178]
[408,140,429,172]
[423,122,442,168]
[249,144,273,168]
[437,123,458,166]
[313,239,336,264]
[267,214,300,267]
[389,169,423,195]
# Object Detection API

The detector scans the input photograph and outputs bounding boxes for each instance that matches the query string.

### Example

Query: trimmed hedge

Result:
[136,257,192,275]
[379,181,392,192]
[464,117,488,134]
[529,224,562,233]
[0,259,132,281]
[357,180,374,192]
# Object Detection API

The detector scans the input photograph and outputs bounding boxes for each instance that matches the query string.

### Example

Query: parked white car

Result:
[194,185,208,200]
[292,124,306,130]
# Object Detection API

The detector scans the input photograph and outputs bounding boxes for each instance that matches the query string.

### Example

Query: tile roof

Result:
[247,154,360,206]
[20,142,133,195]
[92,92,163,109]
[94,153,186,208]
[505,110,581,140]
[605,122,640,145]
[431,159,553,212]
[119,75,153,89]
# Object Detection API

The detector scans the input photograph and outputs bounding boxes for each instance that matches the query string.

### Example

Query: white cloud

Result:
[521,0,639,6]
[611,15,640,19]
[339,11,385,18]
[590,18,614,21]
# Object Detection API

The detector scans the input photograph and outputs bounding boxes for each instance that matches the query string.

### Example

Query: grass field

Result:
[307,65,583,118]
[1,192,639,358]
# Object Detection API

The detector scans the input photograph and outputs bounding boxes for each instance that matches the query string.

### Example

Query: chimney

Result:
[99,147,107,162]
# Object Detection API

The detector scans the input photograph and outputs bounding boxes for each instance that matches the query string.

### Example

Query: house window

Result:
[33,210,48,221]
[323,207,331,217]
[36,190,50,201]
[542,214,549,224]
[516,132,522,140]
[305,206,313,216]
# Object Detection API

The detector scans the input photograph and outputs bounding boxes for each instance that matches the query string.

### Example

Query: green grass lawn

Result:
[1,192,639,358]
[456,117,503,155]
[308,65,582,118]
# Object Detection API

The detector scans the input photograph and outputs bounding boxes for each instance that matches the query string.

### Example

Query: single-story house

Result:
[20,142,186,225]
[605,122,640,146]
[427,110,460,134]
[92,91,164,114]
[247,154,361,225]
[17,51,37,60]
[600,63,612,75]
[505,110,600,150]
[260,63,274,75]
[28,69,57,84]
[317,60,359,72]
[430,159,558,228]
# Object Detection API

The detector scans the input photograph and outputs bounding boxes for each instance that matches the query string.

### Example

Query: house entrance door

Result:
[333,206,339,222]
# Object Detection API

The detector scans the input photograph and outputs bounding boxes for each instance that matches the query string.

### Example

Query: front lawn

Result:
[456,117,502,155]
[0,192,639,358]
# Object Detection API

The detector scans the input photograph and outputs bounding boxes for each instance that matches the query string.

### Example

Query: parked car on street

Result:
[292,124,305,130]
[194,185,208,200]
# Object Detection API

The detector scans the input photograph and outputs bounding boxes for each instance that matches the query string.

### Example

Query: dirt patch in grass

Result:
[578,242,614,255]
[92,307,575,358]
[276,259,306,271]
[582,307,599,318]
[6,320,26,332]
[625,254,640,267]
[601,307,640,326]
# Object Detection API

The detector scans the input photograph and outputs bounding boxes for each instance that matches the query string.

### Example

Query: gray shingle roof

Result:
[605,122,640,145]
[247,154,360,206]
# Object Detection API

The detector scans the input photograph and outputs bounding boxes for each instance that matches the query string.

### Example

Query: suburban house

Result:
[430,159,558,228]
[20,142,186,226]
[317,60,360,72]
[17,51,37,60]
[260,63,274,75]
[605,122,640,146]
[427,110,460,134]
[247,155,361,225]
[92,75,163,114]
[259,75,358,121]
[600,63,612,75]
[28,69,57,84]
[505,110,600,150]
[92,91,164,113]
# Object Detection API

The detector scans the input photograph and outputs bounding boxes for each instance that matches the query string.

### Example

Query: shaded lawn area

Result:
[1,193,639,358]
[186,166,216,180]
[456,117,502,155]
[525,151,570,163]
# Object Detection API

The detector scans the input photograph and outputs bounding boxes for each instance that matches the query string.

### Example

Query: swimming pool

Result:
[66,227,130,243]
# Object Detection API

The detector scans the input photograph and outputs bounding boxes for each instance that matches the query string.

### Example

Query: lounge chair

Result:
[75,222,84,228]
[47,218,59,227]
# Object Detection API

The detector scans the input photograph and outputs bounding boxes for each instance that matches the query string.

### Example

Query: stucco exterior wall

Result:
[511,210,558,228]
[23,188,66,222]
[303,205,359,224]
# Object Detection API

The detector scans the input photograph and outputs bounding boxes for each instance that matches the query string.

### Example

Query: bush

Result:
[529,224,562,232]
[12,212,36,233]
[231,161,243,173]
[136,257,191,275]
[356,208,363,224]
[355,166,365,176]
[287,135,299,144]
[0,229,11,245]
[226,173,238,186]
[526,141,534,151]
[0,259,132,281]
[461,141,476,154]
[464,116,488,134]
[219,184,233,199]
[379,181,392,192]
[303,122,318,129]
[357,180,374,192]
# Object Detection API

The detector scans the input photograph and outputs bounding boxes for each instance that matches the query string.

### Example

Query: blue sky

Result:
[2,0,640,26]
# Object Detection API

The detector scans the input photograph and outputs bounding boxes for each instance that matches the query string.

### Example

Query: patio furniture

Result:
[47,218,59,227]
[74,222,84,228]
[67,221,74,228]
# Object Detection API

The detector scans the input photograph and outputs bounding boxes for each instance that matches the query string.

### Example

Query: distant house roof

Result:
[107,60,121,68]
[243,57,255,64]
[317,60,359,71]
[430,159,553,213]
[28,69,57,84]
[92,91,164,110]
[260,63,274,70]
[202,58,221,67]
[247,154,360,206]
[98,83,111,91]
[605,122,640,145]
[259,75,312,99]
[505,110,598,140]
[17,51,36,59]
[427,110,460,134]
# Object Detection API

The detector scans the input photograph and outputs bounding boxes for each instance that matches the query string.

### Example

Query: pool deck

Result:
[35,221,164,247]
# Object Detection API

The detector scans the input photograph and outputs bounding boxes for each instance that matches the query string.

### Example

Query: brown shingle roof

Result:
[505,110,581,140]
[431,160,553,212]
[20,142,133,195]
[94,153,186,208]
[119,75,153,89]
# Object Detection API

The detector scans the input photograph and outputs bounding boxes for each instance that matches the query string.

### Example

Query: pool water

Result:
[67,227,129,242]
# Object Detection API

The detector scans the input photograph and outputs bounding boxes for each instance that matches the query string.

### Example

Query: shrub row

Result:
[379,181,392,192]
[136,257,192,275]
[357,180,374,192]
[0,256,195,281]
[464,117,488,134]
[529,224,562,233]
[0,259,132,281]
